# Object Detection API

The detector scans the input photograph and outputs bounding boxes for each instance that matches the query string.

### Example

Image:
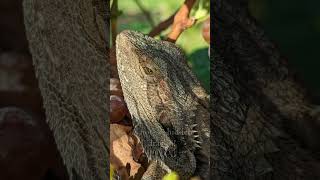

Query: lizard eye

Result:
[143,67,153,75]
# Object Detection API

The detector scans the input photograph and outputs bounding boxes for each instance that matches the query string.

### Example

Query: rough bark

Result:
[211,0,320,179]
[212,0,320,152]
[23,0,109,179]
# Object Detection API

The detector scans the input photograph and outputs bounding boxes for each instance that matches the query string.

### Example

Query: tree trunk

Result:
[211,0,320,179]
[23,0,110,179]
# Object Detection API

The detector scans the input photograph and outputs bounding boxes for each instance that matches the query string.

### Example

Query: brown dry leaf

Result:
[110,124,141,178]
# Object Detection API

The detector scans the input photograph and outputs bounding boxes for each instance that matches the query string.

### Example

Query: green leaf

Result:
[190,0,210,22]
[110,164,115,179]
[163,171,179,180]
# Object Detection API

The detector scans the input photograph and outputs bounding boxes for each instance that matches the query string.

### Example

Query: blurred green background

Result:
[249,0,320,97]
[113,0,210,91]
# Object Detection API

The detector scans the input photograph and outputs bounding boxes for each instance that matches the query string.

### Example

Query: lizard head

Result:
[116,29,208,126]
[116,30,185,84]
[116,30,190,117]
[116,30,207,111]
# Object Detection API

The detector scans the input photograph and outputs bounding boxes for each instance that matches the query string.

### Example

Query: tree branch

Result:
[148,12,176,37]
[167,0,196,42]
[211,1,320,179]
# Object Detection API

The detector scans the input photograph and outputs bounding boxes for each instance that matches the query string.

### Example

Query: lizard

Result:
[22,0,109,179]
[116,30,210,179]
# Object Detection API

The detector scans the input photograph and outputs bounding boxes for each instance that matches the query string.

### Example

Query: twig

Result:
[167,0,196,43]
[148,11,176,37]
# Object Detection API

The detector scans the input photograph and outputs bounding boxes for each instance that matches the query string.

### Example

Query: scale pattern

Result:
[211,1,320,179]
[23,0,109,179]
